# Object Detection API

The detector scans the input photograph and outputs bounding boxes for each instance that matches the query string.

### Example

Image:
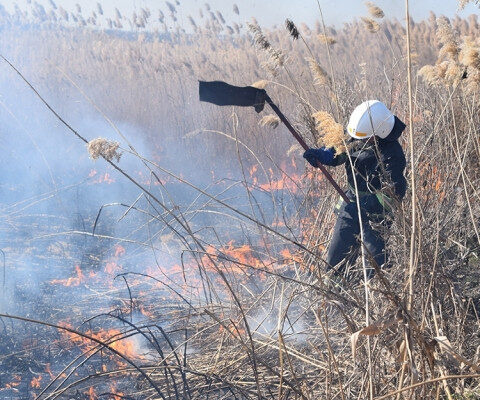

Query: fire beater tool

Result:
[199,80,350,203]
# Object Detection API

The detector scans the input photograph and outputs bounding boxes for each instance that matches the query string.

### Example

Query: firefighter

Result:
[303,100,407,278]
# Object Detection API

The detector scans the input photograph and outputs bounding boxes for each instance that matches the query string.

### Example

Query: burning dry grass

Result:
[1,4,480,400]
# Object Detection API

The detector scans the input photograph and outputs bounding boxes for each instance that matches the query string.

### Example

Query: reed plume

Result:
[460,38,480,70]
[365,2,384,19]
[165,2,176,14]
[285,19,299,40]
[286,143,303,157]
[437,16,459,60]
[247,21,270,50]
[216,11,225,24]
[250,80,268,89]
[188,16,197,28]
[361,17,380,33]
[312,111,346,154]
[306,57,330,86]
[248,21,285,68]
[87,138,122,162]
[317,34,336,45]
[259,115,280,129]
[458,0,480,10]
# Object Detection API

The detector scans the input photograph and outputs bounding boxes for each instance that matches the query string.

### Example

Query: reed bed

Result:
[0,2,479,399]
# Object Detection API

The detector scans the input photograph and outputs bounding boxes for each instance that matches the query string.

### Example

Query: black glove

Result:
[303,147,335,167]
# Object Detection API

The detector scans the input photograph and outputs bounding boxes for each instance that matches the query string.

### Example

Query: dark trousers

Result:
[326,201,388,278]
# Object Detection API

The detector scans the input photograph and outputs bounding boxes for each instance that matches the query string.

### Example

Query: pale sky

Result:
[5,0,480,28]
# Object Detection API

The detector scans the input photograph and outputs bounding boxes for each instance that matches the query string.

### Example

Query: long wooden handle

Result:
[265,95,350,203]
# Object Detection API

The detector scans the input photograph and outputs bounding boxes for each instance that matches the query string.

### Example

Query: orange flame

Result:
[5,375,21,389]
[105,261,121,275]
[50,264,85,286]
[30,375,42,389]
[201,241,265,275]
[114,245,125,258]
[247,161,304,193]
[59,324,144,364]
[88,386,97,400]
[109,384,125,400]
[91,172,115,184]
[45,363,54,379]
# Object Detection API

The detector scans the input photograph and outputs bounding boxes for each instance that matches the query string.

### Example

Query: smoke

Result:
[0,54,301,318]
[0,17,310,399]
[0,61,168,316]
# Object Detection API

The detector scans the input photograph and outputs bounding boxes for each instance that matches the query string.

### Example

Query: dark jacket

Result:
[324,117,407,215]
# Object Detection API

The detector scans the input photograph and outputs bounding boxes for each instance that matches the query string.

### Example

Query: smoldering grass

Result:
[259,115,280,129]
[87,138,122,162]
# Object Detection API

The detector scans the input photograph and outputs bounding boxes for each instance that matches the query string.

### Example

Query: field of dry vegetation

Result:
[0,1,480,399]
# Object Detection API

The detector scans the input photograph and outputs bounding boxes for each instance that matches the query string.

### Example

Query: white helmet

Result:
[347,100,395,140]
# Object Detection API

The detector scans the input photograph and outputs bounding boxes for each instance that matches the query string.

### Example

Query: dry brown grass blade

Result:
[351,315,399,359]
[435,336,480,373]
[259,114,281,129]
[374,374,480,399]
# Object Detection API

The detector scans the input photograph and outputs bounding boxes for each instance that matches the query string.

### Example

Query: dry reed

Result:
[87,138,122,162]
